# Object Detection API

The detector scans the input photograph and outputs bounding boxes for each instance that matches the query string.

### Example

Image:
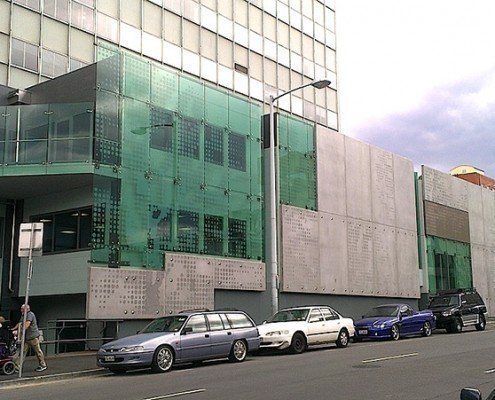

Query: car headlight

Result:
[119,346,145,353]
[442,310,452,317]
[265,330,290,336]
[373,322,387,329]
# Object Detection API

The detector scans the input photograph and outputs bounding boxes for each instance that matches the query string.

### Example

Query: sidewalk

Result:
[0,351,107,387]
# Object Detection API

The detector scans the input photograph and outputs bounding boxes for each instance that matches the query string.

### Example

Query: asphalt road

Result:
[3,326,495,400]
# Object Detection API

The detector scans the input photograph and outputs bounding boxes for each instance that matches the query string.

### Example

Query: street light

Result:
[267,78,331,315]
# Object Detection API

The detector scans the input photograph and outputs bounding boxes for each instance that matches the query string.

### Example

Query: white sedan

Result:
[257,306,355,353]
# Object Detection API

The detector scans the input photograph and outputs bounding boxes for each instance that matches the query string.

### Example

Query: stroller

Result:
[0,324,17,375]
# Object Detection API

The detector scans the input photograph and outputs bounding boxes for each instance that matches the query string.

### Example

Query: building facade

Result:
[0,0,493,348]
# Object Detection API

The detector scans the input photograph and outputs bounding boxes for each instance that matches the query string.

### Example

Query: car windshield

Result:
[140,316,188,333]
[363,306,399,318]
[429,295,459,307]
[267,309,310,322]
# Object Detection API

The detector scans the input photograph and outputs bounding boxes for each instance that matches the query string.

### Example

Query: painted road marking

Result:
[485,368,495,374]
[144,389,206,400]
[362,353,419,364]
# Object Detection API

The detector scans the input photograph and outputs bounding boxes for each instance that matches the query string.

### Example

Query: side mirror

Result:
[182,327,193,335]
[460,388,482,400]
[262,320,267,324]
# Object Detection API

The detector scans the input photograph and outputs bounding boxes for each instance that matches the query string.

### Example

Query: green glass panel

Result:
[178,76,204,120]
[228,94,250,135]
[228,191,250,258]
[95,91,120,165]
[249,196,263,260]
[122,53,151,102]
[149,108,175,178]
[249,135,262,197]
[96,51,121,94]
[151,65,179,111]
[18,104,49,164]
[204,186,229,256]
[205,86,228,127]
[204,124,228,188]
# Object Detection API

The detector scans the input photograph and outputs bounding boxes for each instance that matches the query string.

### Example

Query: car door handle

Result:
[227,332,232,335]
[205,334,210,338]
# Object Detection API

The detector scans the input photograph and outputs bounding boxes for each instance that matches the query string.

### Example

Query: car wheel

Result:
[452,318,463,334]
[336,329,350,348]
[108,368,126,375]
[151,345,174,373]
[229,340,247,362]
[289,332,306,354]
[475,314,486,331]
[422,321,432,337]
[391,324,400,341]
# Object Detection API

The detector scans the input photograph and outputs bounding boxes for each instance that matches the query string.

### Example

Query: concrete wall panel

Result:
[370,146,395,226]
[394,154,417,231]
[372,223,397,296]
[468,184,484,245]
[346,218,373,295]
[345,136,371,221]
[482,189,495,245]
[396,229,420,298]
[422,166,468,211]
[319,212,348,294]
[316,125,346,215]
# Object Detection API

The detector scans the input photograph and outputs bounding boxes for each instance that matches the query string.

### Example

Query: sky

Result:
[335,0,495,177]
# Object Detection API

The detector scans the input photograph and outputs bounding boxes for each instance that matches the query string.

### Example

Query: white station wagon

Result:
[258,306,355,353]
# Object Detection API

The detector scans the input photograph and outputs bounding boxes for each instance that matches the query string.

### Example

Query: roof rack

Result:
[178,308,211,313]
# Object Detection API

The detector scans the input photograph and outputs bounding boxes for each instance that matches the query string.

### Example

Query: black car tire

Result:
[336,329,350,348]
[2,361,16,375]
[228,339,247,362]
[391,324,400,341]
[151,345,174,373]
[475,314,486,331]
[289,332,306,354]
[451,318,463,334]
[422,321,432,337]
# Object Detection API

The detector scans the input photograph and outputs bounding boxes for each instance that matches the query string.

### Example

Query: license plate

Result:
[358,329,368,335]
[104,355,115,362]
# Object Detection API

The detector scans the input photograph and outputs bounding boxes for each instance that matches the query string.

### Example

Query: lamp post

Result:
[267,79,331,315]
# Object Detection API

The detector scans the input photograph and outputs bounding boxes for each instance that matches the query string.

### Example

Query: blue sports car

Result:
[353,304,435,341]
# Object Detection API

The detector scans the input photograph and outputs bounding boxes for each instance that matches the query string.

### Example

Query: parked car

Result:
[353,304,435,341]
[257,306,355,354]
[429,288,487,333]
[461,387,495,400]
[97,310,260,373]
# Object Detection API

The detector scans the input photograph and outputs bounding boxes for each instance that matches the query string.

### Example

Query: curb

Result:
[0,368,109,389]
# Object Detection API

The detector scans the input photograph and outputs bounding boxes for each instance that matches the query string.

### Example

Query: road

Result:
[3,327,495,400]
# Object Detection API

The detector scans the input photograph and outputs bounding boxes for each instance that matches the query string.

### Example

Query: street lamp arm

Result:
[271,79,331,103]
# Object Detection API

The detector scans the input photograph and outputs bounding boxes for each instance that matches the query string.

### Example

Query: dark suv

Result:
[429,288,487,333]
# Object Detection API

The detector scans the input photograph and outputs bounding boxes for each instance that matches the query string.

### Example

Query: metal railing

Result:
[38,319,123,355]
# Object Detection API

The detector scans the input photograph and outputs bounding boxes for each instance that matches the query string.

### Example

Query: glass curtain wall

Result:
[92,45,263,269]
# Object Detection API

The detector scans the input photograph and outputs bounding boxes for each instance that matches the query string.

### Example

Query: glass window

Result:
[11,38,39,73]
[183,0,200,24]
[121,22,141,53]
[0,217,4,258]
[204,214,223,255]
[205,125,223,165]
[31,207,92,253]
[71,2,95,32]
[177,210,199,253]
[206,314,225,331]
[178,118,200,159]
[200,28,216,60]
[218,15,233,40]
[44,0,69,22]
[320,308,338,320]
[70,58,87,72]
[97,13,119,42]
[41,49,68,78]
[150,108,174,152]
[234,0,247,26]
[263,14,276,42]
[163,10,181,46]
[218,37,233,67]
[184,315,208,333]
[228,132,246,171]
[226,313,253,329]
[228,218,246,258]
[184,21,200,53]
[249,5,262,34]
[309,309,323,323]
[201,5,217,32]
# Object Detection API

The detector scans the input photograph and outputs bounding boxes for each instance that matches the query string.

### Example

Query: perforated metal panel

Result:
[87,267,165,319]
[164,253,265,314]
[281,206,320,293]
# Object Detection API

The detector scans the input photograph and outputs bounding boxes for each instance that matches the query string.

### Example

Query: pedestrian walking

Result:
[12,304,47,372]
